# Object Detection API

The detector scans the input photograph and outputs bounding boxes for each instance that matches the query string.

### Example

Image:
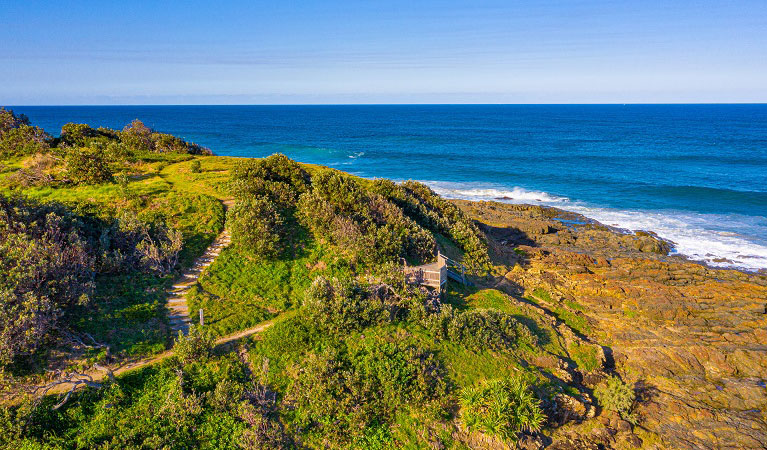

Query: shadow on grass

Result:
[71,272,172,357]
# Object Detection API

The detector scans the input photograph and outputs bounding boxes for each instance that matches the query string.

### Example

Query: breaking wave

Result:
[423,181,767,272]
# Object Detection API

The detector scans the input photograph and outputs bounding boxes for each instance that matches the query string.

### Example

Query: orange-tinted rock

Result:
[456,200,767,449]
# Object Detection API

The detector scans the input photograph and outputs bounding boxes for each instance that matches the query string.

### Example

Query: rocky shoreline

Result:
[489,196,767,275]
[456,199,767,449]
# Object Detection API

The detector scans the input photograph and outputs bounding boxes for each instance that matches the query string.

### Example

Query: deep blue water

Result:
[10,105,767,270]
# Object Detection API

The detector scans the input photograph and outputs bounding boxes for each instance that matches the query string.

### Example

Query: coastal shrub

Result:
[287,338,448,442]
[226,195,285,259]
[172,325,215,365]
[100,211,184,275]
[0,108,49,158]
[298,170,435,264]
[425,306,538,352]
[459,377,545,442]
[152,132,211,155]
[0,125,50,157]
[65,148,113,184]
[594,376,636,420]
[119,119,211,155]
[60,123,97,147]
[6,153,58,188]
[189,159,201,173]
[371,179,491,275]
[0,107,29,133]
[134,225,183,275]
[234,153,310,192]
[18,355,252,448]
[304,277,388,332]
[0,196,95,365]
[303,273,431,333]
[229,153,310,208]
[121,119,154,152]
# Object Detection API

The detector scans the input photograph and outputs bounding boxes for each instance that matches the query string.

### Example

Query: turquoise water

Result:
[11,105,767,270]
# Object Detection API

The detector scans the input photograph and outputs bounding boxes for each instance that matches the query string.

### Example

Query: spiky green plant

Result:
[459,377,545,442]
[594,375,636,419]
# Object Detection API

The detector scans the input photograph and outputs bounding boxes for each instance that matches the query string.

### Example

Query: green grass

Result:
[464,288,514,311]
[69,273,172,357]
[187,241,352,336]
[159,155,238,199]
[437,339,527,388]
[623,308,639,318]
[531,287,552,303]
[564,299,585,312]
[529,288,592,336]
[3,155,229,362]
[551,306,591,336]
[185,284,275,337]
[568,342,601,372]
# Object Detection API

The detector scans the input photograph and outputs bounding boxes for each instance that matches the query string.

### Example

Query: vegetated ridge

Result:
[1,107,765,449]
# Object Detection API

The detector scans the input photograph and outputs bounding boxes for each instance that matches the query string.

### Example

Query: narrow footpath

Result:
[167,228,231,333]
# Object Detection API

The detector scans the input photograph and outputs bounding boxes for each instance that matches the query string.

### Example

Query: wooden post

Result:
[199,309,204,326]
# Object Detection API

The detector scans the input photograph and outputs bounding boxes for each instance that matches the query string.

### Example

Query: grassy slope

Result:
[4,151,604,448]
[2,154,233,362]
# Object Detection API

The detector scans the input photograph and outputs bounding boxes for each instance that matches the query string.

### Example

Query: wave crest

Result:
[422,181,767,272]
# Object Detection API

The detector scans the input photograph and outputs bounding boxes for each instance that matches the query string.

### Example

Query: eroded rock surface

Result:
[457,200,767,449]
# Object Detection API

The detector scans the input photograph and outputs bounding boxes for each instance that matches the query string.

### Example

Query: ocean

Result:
[10,104,767,271]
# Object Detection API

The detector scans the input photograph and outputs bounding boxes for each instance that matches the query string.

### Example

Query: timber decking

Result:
[404,252,466,290]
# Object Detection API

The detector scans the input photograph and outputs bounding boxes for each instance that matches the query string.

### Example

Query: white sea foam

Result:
[422,180,767,272]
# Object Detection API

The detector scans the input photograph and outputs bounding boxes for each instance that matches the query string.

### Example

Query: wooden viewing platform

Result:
[404,252,467,291]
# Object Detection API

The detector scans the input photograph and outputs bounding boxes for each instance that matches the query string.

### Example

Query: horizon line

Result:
[7,102,767,107]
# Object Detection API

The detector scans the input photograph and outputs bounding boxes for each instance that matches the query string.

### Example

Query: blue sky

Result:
[2,0,765,104]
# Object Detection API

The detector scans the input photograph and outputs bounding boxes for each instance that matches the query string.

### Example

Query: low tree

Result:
[226,195,285,259]
[65,148,113,184]
[121,119,154,152]
[59,123,96,147]
[0,125,50,157]
[0,196,95,365]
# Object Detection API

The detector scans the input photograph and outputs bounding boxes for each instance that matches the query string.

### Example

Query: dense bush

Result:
[121,119,154,152]
[372,179,491,275]
[64,148,113,184]
[304,275,429,333]
[0,107,29,133]
[460,377,545,442]
[298,170,436,264]
[0,196,95,364]
[172,325,215,365]
[425,306,538,352]
[0,108,50,158]
[304,277,388,332]
[594,376,636,421]
[60,123,97,147]
[0,125,50,158]
[121,119,211,155]
[226,154,311,261]
[229,153,310,208]
[226,195,285,259]
[287,338,448,442]
[100,211,184,275]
